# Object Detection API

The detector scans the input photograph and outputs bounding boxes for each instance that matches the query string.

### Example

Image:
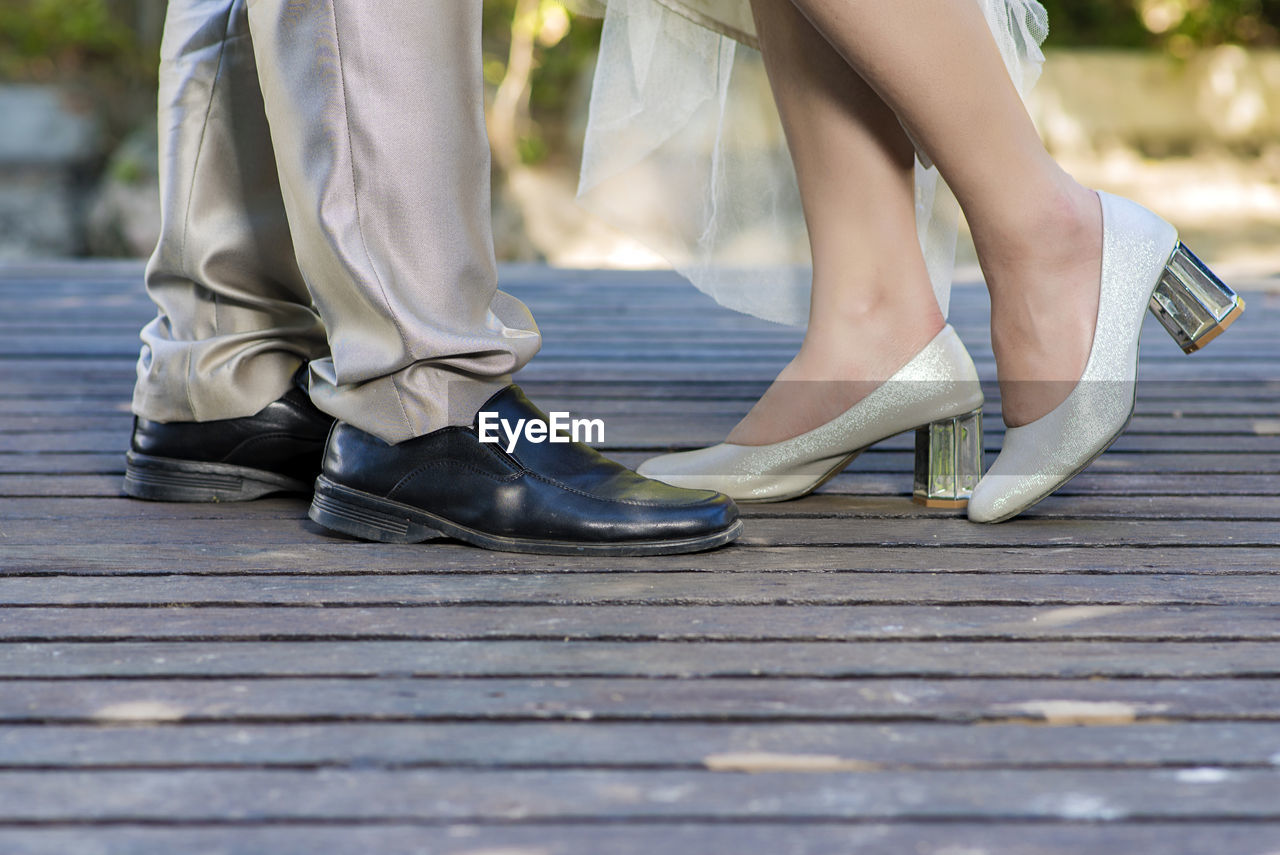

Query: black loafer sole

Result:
[308,476,742,556]
[123,452,312,502]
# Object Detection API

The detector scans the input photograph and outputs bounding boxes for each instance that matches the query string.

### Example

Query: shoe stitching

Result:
[221,431,327,461]
[385,460,522,500]
[521,470,716,508]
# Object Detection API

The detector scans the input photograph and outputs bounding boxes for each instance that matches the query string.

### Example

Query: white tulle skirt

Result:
[573,0,1049,327]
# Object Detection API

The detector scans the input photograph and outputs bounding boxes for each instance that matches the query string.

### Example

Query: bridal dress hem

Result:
[571,0,1049,328]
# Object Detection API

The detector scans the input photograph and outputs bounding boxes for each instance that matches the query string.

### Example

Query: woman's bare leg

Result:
[728,0,945,446]
[785,0,1103,428]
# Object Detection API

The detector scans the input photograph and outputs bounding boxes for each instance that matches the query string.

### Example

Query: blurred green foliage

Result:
[0,0,153,82]
[475,0,1280,163]
[482,0,602,164]
[2,0,1277,88]
[1041,0,1279,51]
[0,0,159,148]
[0,0,1276,164]
[482,1,601,112]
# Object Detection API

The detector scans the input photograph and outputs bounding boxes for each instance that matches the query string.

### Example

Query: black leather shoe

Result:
[123,372,334,502]
[308,385,742,555]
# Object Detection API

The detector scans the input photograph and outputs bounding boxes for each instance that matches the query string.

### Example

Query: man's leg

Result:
[246,0,541,442]
[134,0,327,423]
[242,0,740,554]
[125,0,334,502]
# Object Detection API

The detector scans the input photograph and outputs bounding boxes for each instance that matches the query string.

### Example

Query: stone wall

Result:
[0,86,100,259]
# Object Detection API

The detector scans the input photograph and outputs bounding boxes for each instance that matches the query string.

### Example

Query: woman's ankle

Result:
[978,182,1104,427]
[973,179,1098,297]
[801,300,944,378]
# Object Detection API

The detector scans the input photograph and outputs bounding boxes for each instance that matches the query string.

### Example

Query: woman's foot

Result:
[968,191,1227,523]
[979,183,1104,428]
[727,303,945,446]
[639,324,984,503]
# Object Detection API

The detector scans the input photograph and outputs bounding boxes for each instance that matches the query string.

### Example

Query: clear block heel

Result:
[1150,243,1245,353]
[913,408,983,509]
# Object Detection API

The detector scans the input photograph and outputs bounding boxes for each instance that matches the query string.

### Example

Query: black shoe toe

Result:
[309,385,741,555]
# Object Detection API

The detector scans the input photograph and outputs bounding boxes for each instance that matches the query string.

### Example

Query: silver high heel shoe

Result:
[637,325,985,507]
[967,191,1245,523]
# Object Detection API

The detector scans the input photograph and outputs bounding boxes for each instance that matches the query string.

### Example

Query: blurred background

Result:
[1,0,1278,274]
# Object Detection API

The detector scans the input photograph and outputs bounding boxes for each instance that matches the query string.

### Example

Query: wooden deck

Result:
[2,260,1279,854]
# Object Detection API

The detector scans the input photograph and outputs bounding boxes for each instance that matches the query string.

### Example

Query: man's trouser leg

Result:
[136,0,542,442]
[246,0,542,443]
[134,0,328,423]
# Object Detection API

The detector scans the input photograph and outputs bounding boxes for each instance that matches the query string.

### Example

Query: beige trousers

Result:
[132,0,542,443]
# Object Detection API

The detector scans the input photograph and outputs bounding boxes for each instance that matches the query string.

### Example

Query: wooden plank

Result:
[0,279,1266,313]
[4,411,1280,443]
[1,572,1277,608]
[0,330,1273,364]
[0,640,1276,679]
[0,297,1269,325]
[0,259,144,278]
[729,517,1280,546]
[6,444,1272,481]
[4,544,1276,575]
[4,335,1280,369]
[0,476,124,497]
[1,824,1278,855]
[808,471,1280,497]
[745,494,1280,520]
[1,604,1278,642]
[4,318,1272,351]
[4,324,1280,356]
[0,372,1275,408]
[9,493,1280,521]
[4,720,1280,769]
[4,470,1280,499]
[0,455,123,475]
[0,767,1278,821]
[1,363,1273,389]
[2,677,1278,723]
[7,429,1280,455]
[0,417,127,432]
[0,433,132,453]
[5,516,1280,548]
[9,448,1280,479]
[746,493,1280,518]
[0,499,313,521]
[0,398,133,416]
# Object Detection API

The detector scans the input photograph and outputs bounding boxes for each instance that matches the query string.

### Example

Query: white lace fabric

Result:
[573,0,1049,327]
